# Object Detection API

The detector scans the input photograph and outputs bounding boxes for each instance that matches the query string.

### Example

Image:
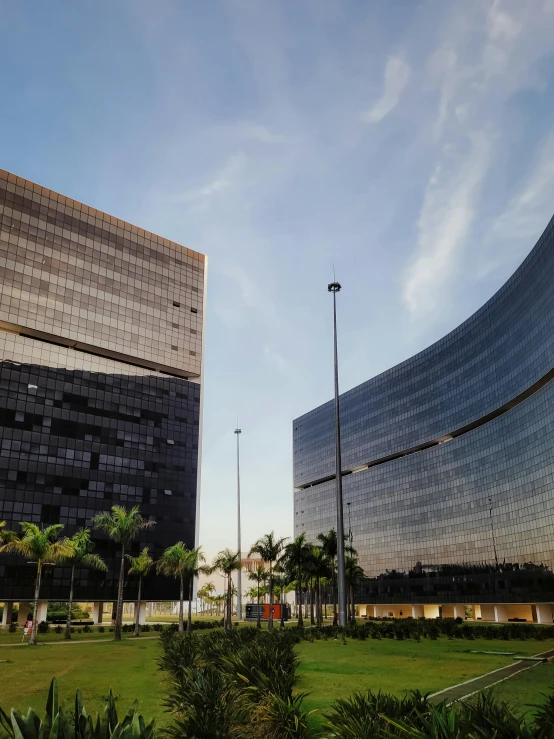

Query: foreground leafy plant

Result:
[0,678,155,739]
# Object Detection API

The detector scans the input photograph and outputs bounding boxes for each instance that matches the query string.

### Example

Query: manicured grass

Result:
[0,639,165,724]
[295,637,554,724]
[491,660,554,713]
[2,630,554,732]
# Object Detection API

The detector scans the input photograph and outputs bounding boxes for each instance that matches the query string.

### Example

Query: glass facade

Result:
[294,215,554,583]
[0,169,205,602]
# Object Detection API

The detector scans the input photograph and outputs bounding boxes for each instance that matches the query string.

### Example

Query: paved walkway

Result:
[430,648,554,704]
[0,635,160,648]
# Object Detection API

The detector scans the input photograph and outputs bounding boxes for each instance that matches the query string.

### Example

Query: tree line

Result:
[0,509,367,643]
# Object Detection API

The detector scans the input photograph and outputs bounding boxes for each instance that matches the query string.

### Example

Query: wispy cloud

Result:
[263,344,290,374]
[489,131,554,242]
[403,133,493,318]
[363,55,410,123]
[176,152,246,202]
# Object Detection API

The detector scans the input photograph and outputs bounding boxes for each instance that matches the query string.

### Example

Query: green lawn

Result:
[491,661,554,713]
[0,639,165,724]
[296,637,554,723]
[2,632,554,731]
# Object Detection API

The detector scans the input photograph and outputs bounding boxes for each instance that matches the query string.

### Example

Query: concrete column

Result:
[480,604,495,621]
[453,605,465,620]
[1,603,13,627]
[536,604,553,624]
[17,602,30,626]
[92,602,104,624]
[494,605,509,622]
[35,601,48,624]
[412,604,424,618]
[137,601,147,626]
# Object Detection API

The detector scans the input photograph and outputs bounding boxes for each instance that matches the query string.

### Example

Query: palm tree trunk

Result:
[280,578,285,629]
[115,543,125,641]
[227,573,232,631]
[268,564,274,631]
[29,562,42,645]
[350,585,355,622]
[65,565,75,640]
[178,575,184,633]
[310,578,315,625]
[332,571,338,626]
[187,575,193,633]
[256,581,261,629]
[297,570,303,628]
[134,575,142,637]
[319,579,323,626]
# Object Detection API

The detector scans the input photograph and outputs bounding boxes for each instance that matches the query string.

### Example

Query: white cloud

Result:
[176,152,246,202]
[403,133,493,318]
[363,55,410,123]
[263,344,290,374]
[490,131,554,242]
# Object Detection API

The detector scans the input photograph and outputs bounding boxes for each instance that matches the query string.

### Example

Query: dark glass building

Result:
[0,169,205,611]
[293,215,554,621]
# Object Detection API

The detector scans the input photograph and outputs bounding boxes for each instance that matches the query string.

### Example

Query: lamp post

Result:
[347,501,353,548]
[234,427,243,620]
[328,280,347,627]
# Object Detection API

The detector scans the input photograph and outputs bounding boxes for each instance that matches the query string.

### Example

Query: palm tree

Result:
[0,523,72,645]
[247,564,267,629]
[345,555,365,623]
[0,521,16,544]
[65,529,107,639]
[126,547,154,637]
[92,505,154,641]
[309,546,330,627]
[184,547,207,632]
[249,532,288,631]
[211,549,241,631]
[282,533,311,627]
[197,581,215,615]
[156,542,190,633]
[317,529,357,626]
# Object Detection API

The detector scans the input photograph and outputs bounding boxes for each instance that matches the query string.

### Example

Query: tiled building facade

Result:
[0,169,205,602]
[294,215,554,607]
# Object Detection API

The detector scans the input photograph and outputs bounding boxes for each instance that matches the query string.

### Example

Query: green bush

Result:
[37,621,49,634]
[98,626,105,633]
[0,677,155,739]
[8,623,16,633]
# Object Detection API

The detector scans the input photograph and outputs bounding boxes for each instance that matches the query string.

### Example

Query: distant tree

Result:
[197,581,215,615]
[345,556,365,623]
[247,564,267,629]
[0,521,16,545]
[0,523,72,644]
[184,547,207,632]
[248,533,288,631]
[282,534,311,627]
[211,549,241,631]
[65,528,106,639]
[317,529,357,625]
[156,542,191,633]
[93,505,154,641]
[126,547,154,637]
[309,546,331,627]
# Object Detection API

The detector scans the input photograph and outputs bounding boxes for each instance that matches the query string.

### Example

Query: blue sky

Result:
[2,0,554,566]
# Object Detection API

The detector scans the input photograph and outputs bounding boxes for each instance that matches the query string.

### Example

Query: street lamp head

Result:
[328,282,342,293]
[234,428,241,435]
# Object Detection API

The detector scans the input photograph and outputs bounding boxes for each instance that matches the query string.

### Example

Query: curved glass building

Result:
[293,216,554,620]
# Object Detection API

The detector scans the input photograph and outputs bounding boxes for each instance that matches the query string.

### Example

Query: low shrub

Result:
[8,623,17,633]
[0,678,155,739]
[37,621,49,634]
[98,625,105,633]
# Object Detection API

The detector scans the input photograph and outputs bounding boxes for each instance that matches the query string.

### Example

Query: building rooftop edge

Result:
[0,168,205,263]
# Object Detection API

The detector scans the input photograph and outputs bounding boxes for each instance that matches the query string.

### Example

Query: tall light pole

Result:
[328,280,347,627]
[234,427,243,620]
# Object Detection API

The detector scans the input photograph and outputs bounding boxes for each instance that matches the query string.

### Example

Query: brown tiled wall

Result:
[0,169,205,377]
